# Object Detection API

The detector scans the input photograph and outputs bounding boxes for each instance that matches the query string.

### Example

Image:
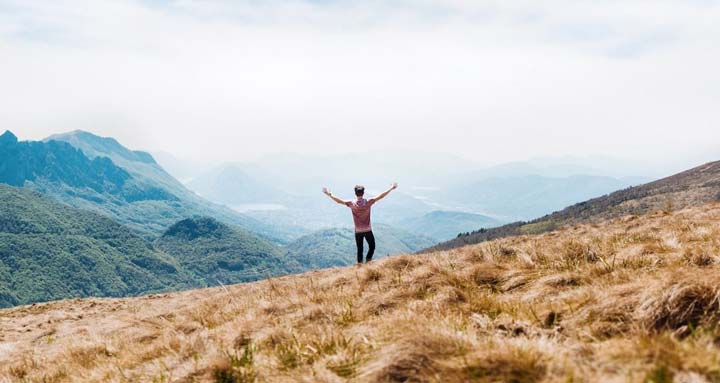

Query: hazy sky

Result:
[1,0,719,166]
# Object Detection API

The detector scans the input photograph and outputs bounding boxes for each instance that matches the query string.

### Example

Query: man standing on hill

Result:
[323,183,398,264]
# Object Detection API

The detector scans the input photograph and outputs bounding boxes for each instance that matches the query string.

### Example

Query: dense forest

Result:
[0,184,195,307]
[156,217,300,285]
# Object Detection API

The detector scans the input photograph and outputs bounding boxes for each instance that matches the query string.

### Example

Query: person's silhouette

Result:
[323,183,398,264]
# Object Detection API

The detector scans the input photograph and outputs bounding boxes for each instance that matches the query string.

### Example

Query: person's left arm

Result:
[370,182,398,204]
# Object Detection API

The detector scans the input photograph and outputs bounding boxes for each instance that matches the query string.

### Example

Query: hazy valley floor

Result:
[3,204,720,382]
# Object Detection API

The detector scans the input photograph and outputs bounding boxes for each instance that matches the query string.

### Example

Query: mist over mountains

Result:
[0,128,682,309]
[0,130,445,306]
[1,129,657,247]
[170,150,652,241]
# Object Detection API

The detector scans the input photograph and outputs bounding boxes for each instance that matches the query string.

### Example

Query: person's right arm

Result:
[370,182,398,204]
[323,187,348,206]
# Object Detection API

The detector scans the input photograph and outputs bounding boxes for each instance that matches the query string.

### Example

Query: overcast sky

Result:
[1,0,719,167]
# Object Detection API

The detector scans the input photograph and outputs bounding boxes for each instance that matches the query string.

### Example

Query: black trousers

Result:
[355,231,376,264]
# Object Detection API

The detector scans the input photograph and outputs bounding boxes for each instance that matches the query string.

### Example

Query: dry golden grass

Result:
[3,204,720,382]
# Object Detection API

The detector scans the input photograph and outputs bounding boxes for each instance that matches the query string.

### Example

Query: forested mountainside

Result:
[156,217,299,285]
[0,184,304,308]
[0,184,194,307]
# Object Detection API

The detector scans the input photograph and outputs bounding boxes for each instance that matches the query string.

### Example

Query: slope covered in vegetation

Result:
[0,183,307,308]
[430,160,720,252]
[0,130,133,197]
[3,203,720,382]
[0,184,195,308]
[396,210,502,241]
[156,217,298,285]
[283,224,435,269]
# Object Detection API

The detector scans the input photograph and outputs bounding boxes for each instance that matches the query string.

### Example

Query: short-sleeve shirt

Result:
[346,198,376,233]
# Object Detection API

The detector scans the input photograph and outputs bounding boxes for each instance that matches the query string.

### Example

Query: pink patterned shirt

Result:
[346,198,376,233]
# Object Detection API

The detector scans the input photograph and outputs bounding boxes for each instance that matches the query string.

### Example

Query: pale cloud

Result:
[0,0,718,167]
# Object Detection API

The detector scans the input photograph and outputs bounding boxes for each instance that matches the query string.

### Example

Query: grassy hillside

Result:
[4,203,720,382]
[0,184,195,308]
[155,217,299,285]
[430,160,720,252]
[396,210,502,241]
[283,224,436,269]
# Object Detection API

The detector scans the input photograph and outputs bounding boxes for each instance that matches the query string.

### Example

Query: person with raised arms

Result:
[323,183,398,264]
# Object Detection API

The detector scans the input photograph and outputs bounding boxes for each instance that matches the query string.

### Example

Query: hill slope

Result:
[43,130,291,242]
[396,210,502,241]
[3,204,720,382]
[155,217,298,285]
[429,160,720,252]
[443,174,646,220]
[284,224,435,269]
[0,184,195,308]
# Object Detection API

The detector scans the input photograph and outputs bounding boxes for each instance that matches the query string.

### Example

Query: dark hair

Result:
[354,185,365,197]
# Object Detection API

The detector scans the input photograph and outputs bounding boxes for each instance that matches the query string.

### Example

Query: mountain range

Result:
[187,164,290,205]
[0,130,438,307]
[44,130,295,241]
[0,176,426,307]
[4,128,718,310]
[181,152,652,237]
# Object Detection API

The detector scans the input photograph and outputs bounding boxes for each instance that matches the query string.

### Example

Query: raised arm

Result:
[371,182,398,203]
[322,187,348,206]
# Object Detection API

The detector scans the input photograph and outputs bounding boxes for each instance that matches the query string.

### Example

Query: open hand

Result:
[391,182,398,190]
[322,187,331,195]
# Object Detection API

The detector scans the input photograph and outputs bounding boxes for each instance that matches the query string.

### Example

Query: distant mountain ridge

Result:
[0,130,131,195]
[0,130,293,242]
[427,160,720,252]
[187,164,289,205]
[45,130,187,196]
[187,153,651,242]
[46,130,157,164]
